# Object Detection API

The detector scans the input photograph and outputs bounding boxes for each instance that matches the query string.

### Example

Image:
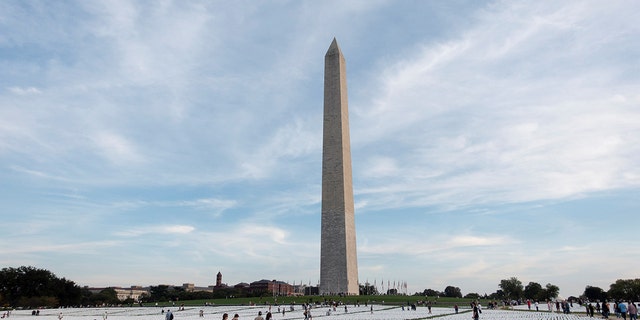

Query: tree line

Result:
[2,267,639,308]
[0,266,82,307]
[418,277,560,301]
[0,266,120,308]
[419,277,640,303]
[583,280,640,302]
[0,266,285,308]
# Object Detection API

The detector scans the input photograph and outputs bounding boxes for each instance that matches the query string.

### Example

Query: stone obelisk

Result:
[320,38,359,295]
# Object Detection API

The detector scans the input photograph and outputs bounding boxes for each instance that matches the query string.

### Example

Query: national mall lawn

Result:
[167,295,489,308]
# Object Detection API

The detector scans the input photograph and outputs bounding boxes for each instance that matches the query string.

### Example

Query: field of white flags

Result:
[4,304,601,320]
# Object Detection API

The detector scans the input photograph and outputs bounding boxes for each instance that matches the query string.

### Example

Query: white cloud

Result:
[165,225,195,234]
[238,118,321,180]
[0,240,120,255]
[92,132,145,165]
[108,198,237,218]
[182,198,237,216]
[449,235,506,247]
[363,156,399,178]
[115,224,195,237]
[352,1,640,212]
[359,234,514,256]
[9,165,65,181]
[8,86,42,95]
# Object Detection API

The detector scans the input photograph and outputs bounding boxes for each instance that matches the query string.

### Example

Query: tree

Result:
[80,287,94,306]
[444,286,462,298]
[90,288,119,306]
[359,283,379,295]
[58,277,82,306]
[608,279,640,302]
[423,289,441,297]
[541,283,559,301]
[523,282,559,301]
[524,282,543,300]
[0,266,82,307]
[499,277,523,301]
[584,286,607,301]
[149,285,172,302]
[464,292,481,299]
[488,289,505,300]
[211,287,241,299]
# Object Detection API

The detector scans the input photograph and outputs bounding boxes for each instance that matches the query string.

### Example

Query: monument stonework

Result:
[320,38,359,295]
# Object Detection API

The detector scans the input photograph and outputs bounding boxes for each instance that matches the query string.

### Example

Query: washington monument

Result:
[320,38,359,295]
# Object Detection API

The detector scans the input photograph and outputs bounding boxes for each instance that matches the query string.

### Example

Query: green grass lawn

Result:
[164,295,492,308]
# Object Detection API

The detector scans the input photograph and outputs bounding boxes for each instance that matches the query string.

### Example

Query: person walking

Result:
[628,302,638,320]
[472,302,480,320]
[616,302,621,318]
[620,302,628,320]
[603,301,611,319]
[165,309,174,320]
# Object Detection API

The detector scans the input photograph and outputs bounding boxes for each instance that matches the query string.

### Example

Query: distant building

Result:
[216,271,224,287]
[234,282,250,291]
[212,271,228,289]
[86,271,302,300]
[86,286,149,302]
[183,283,195,291]
[116,286,149,301]
[291,283,305,296]
[182,283,212,292]
[246,280,294,296]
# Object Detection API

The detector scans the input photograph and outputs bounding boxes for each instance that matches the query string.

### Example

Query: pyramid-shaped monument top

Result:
[325,38,343,57]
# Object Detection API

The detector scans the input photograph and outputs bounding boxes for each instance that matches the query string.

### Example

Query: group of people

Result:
[220,313,239,320]
[586,301,638,319]
[170,309,278,320]
[252,310,274,320]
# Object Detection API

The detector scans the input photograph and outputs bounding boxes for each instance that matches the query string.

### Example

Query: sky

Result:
[1,1,639,298]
